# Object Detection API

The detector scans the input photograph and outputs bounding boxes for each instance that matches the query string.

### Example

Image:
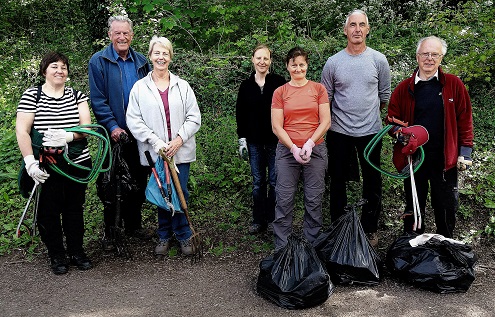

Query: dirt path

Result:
[1,246,495,317]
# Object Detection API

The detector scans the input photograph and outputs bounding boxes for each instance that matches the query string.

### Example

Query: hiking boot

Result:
[155,240,170,255]
[179,238,195,256]
[365,232,379,248]
[248,223,264,235]
[69,253,93,270]
[50,254,69,275]
[101,236,115,252]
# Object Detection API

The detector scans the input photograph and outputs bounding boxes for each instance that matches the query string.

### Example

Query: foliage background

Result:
[1,0,494,255]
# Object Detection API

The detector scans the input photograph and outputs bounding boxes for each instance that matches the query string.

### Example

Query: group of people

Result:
[15,9,473,275]
[16,15,201,275]
[236,9,473,251]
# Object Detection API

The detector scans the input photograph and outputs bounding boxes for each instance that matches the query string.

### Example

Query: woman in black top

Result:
[235,45,286,234]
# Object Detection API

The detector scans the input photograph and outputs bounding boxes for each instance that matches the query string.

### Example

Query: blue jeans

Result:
[157,163,192,242]
[248,143,277,226]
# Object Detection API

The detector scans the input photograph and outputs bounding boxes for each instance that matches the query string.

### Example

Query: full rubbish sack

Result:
[256,234,334,309]
[313,209,381,285]
[386,233,477,293]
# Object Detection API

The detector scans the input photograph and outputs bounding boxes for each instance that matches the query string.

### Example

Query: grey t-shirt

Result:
[321,47,391,137]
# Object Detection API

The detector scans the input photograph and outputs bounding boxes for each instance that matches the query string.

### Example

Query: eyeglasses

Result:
[417,52,443,60]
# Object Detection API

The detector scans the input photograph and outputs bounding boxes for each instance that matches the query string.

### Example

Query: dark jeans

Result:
[37,158,91,258]
[103,139,149,235]
[157,163,192,242]
[248,143,277,226]
[403,152,458,238]
[326,131,382,233]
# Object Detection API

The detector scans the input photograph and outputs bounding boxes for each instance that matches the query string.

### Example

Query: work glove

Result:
[300,139,315,161]
[42,128,73,147]
[457,156,472,171]
[290,144,307,164]
[399,126,429,155]
[24,154,49,184]
[152,139,169,154]
[238,138,248,160]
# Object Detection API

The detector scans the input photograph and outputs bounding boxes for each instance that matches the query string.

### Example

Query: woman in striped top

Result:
[16,52,93,275]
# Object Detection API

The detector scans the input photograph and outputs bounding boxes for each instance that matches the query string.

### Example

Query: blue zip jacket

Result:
[88,44,151,133]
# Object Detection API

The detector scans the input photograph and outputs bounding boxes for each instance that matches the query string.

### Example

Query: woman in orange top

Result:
[271,47,331,250]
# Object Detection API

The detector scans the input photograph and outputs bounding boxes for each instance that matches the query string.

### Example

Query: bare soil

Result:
[1,230,495,317]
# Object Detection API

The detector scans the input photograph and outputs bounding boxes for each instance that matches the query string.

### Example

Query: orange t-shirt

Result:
[272,81,329,147]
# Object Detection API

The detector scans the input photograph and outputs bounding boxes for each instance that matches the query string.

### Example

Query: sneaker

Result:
[69,253,93,270]
[179,239,194,256]
[248,223,264,235]
[50,254,69,275]
[101,236,115,252]
[155,240,170,255]
[365,232,379,248]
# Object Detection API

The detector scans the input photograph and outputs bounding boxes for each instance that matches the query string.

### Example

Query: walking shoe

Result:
[50,254,69,275]
[248,223,264,235]
[155,240,170,255]
[101,236,115,252]
[69,253,93,270]
[365,232,379,248]
[179,238,194,256]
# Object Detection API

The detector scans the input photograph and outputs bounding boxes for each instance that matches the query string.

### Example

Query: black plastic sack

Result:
[96,134,137,206]
[256,235,334,309]
[386,234,477,293]
[313,210,381,285]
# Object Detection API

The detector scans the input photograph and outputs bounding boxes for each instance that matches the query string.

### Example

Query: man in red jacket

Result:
[387,36,474,238]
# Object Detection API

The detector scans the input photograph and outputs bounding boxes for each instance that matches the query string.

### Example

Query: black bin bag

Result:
[386,233,477,294]
[312,209,381,285]
[256,234,334,309]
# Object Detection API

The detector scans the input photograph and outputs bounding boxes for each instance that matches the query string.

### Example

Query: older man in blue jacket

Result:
[88,15,151,250]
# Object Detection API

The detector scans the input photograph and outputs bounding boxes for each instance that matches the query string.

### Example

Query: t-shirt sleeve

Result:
[17,88,37,113]
[316,83,330,105]
[271,86,284,109]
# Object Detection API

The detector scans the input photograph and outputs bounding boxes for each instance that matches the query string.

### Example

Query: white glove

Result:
[24,155,49,184]
[42,128,73,147]
[152,139,169,154]
[457,156,472,171]
[238,138,248,160]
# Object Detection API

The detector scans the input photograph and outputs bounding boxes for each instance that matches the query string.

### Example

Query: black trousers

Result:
[37,159,91,258]
[403,152,458,238]
[326,131,382,233]
[103,138,149,235]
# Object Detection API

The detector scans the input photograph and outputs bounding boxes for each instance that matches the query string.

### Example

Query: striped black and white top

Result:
[17,86,90,163]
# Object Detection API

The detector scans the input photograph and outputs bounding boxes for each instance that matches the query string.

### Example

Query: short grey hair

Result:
[108,16,133,34]
[416,36,448,55]
[148,36,174,59]
[345,9,369,26]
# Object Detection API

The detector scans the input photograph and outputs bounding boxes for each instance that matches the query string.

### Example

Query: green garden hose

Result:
[364,125,425,179]
[44,124,112,184]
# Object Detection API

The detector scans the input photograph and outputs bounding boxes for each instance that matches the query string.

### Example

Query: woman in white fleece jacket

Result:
[126,36,201,256]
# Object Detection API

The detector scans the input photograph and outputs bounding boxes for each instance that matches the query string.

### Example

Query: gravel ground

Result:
[1,239,494,317]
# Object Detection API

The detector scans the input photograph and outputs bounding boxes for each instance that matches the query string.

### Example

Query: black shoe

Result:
[248,223,266,234]
[50,255,69,275]
[70,253,93,270]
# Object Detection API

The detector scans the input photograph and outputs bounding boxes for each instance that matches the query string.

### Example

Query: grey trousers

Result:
[272,142,328,250]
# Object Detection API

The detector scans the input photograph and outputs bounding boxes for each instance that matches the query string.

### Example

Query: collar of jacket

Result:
[408,66,446,95]
[100,43,148,69]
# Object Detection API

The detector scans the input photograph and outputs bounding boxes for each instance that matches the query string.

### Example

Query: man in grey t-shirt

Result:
[321,9,391,248]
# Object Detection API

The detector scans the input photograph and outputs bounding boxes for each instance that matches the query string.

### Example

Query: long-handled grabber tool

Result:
[16,183,40,238]
[161,152,202,262]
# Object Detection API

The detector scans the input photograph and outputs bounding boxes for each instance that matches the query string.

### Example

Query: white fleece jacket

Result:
[126,71,201,165]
